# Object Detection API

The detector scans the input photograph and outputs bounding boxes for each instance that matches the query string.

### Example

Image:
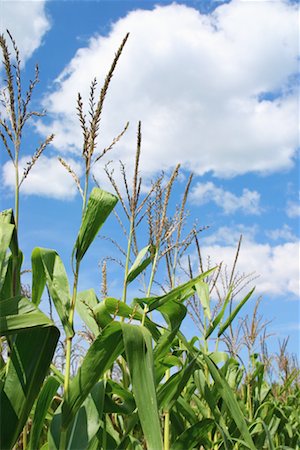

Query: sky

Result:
[0,0,299,359]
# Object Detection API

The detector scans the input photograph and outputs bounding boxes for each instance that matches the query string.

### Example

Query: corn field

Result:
[0,31,299,450]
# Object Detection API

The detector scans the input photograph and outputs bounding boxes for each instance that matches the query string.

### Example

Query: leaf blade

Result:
[75,188,118,263]
[122,323,163,450]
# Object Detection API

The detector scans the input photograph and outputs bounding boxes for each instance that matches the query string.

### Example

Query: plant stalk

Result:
[64,260,80,396]
[14,142,20,230]
[163,368,171,450]
[122,217,134,305]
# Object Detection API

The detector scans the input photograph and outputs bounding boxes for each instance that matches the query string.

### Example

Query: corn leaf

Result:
[76,289,100,337]
[0,295,55,333]
[0,222,14,281]
[28,376,60,450]
[218,287,255,337]
[195,281,211,320]
[171,418,214,450]
[61,321,124,429]
[203,353,256,450]
[74,188,117,263]
[0,209,19,256]
[0,326,59,449]
[157,358,197,410]
[205,288,231,339]
[49,383,105,450]
[35,248,73,337]
[122,323,163,450]
[126,245,152,283]
[31,247,47,306]
[147,267,216,312]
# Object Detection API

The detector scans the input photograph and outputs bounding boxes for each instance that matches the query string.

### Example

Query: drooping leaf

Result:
[93,297,160,340]
[61,321,124,430]
[122,323,163,450]
[0,295,55,333]
[35,248,73,337]
[74,188,118,263]
[93,301,113,330]
[76,289,100,337]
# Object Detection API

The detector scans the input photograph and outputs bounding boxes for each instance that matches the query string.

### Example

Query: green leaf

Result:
[205,288,231,339]
[49,383,105,450]
[158,358,197,410]
[218,287,255,337]
[0,222,14,281]
[93,301,113,330]
[154,299,186,367]
[0,251,23,300]
[36,248,73,338]
[0,209,19,256]
[195,281,211,320]
[94,298,161,340]
[0,326,59,449]
[209,351,228,365]
[122,323,163,450]
[126,245,152,283]
[28,376,60,450]
[261,420,276,450]
[202,353,256,450]
[76,289,100,337]
[0,295,55,334]
[171,418,214,450]
[74,188,118,263]
[147,267,216,312]
[31,247,47,306]
[104,380,135,414]
[61,321,124,430]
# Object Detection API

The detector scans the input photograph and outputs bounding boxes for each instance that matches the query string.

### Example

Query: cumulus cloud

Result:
[266,224,298,242]
[36,0,298,184]
[198,227,299,298]
[1,0,50,65]
[190,181,261,214]
[286,197,300,218]
[2,155,83,200]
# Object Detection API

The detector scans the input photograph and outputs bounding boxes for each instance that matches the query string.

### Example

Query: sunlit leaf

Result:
[74,188,117,263]
[122,323,163,450]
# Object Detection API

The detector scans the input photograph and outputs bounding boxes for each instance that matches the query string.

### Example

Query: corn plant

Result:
[1,31,299,450]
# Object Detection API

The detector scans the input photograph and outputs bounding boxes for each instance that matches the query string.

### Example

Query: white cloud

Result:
[0,0,50,65]
[198,227,300,298]
[2,155,83,200]
[286,197,300,218]
[35,0,298,185]
[266,224,298,242]
[190,181,261,214]
[202,224,258,246]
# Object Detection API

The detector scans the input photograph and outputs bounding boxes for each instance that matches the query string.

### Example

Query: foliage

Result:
[0,31,299,450]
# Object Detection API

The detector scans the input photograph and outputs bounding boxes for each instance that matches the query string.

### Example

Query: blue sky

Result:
[0,0,299,358]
